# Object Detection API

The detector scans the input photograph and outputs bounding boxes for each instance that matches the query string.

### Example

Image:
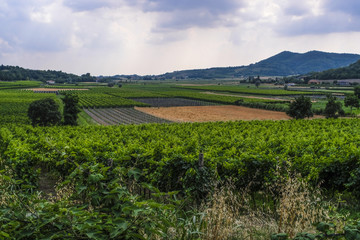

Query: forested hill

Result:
[0,65,95,83]
[309,59,360,80]
[159,51,360,79]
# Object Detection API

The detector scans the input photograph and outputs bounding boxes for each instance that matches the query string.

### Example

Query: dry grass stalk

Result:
[49,178,75,203]
[276,172,329,238]
[202,182,277,240]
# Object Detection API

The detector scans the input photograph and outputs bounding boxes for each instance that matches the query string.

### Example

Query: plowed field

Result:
[136,105,292,122]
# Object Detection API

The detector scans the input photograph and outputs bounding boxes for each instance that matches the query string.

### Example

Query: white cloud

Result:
[0,0,360,76]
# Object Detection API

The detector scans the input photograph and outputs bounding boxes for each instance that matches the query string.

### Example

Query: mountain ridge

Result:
[157,50,360,79]
[1,50,360,81]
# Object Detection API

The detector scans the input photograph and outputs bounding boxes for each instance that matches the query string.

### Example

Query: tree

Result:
[286,95,313,119]
[108,82,115,87]
[324,94,344,119]
[354,86,360,99]
[62,93,81,125]
[344,94,360,113]
[28,98,61,126]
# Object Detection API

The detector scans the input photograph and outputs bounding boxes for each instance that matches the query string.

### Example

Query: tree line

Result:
[287,86,360,119]
[0,65,95,83]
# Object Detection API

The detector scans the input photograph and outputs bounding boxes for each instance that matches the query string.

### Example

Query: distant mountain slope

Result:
[159,51,360,79]
[309,59,360,80]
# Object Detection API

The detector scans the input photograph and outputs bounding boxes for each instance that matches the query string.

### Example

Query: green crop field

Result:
[1,81,360,239]
[175,84,322,96]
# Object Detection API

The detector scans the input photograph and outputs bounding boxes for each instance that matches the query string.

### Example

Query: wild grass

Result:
[164,169,334,240]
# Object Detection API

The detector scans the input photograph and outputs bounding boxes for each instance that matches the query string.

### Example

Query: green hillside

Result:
[310,59,360,79]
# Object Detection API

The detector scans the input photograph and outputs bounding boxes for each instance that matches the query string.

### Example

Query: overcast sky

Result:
[1,0,360,76]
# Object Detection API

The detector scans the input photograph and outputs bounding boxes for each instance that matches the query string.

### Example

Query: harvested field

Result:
[136,105,293,122]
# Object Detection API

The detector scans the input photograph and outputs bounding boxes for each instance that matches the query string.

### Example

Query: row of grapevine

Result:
[130,97,219,107]
[0,90,58,124]
[75,91,148,108]
[175,85,322,96]
[0,80,41,90]
[1,119,360,197]
[83,108,172,125]
[1,119,360,238]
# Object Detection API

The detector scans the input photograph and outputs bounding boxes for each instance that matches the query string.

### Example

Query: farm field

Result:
[1,80,360,239]
[83,107,172,125]
[136,105,293,122]
[1,119,360,238]
[131,97,218,107]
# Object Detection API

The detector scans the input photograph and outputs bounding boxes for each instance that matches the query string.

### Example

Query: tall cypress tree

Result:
[62,93,80,125]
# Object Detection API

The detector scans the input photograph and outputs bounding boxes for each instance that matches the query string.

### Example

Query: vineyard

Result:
[175,85,321,96]
[1,119,360,238]
[0,80,41,90]
[130,97,218,107]
[0,90,58,124]
[83,108,172,125]
[1,81,360,239]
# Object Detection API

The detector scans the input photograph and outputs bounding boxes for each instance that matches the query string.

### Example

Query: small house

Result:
[46,80,55,85]
[308,79,320,84]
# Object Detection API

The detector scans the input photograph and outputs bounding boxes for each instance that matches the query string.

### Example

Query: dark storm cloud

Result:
[133,0,245,30]
[277,0,360,36]
[62,0,113,12]
[278,14,360,36]
[282,2,309,16]
[142,0,241,13]
[325,0,360,16]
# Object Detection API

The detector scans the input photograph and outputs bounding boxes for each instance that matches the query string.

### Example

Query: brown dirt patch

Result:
[136,105,293,122]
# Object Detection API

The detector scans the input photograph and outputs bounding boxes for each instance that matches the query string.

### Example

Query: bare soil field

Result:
[136,105,292,122]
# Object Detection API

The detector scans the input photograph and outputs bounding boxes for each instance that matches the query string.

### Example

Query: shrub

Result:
[286,95,313,119]
[27,98,61,126]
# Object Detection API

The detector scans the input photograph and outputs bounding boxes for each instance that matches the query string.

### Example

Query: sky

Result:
[1,0,360,76]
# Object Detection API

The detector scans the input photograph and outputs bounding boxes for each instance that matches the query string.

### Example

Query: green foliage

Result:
[311,59,360,80]
[0,65,95,83]
[177,85,316,96]
[293,233,316,240]
[0,90,56,124]
[324,95,345,119]
[286,95,313,119]
[62,93,81,125]
[272,233,289,240]
[27,98,61,126]
[273,221,360,240]
[344,94,359,112]
[1,119,360,238]
[354,86,360,99]
[0,164,176,239]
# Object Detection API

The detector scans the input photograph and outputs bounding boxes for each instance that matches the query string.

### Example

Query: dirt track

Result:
[136,105,292,122]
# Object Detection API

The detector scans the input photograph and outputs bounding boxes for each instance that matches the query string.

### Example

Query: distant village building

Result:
[308,79,360,85]
[308,79,320,84]
[46,80,55,85]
